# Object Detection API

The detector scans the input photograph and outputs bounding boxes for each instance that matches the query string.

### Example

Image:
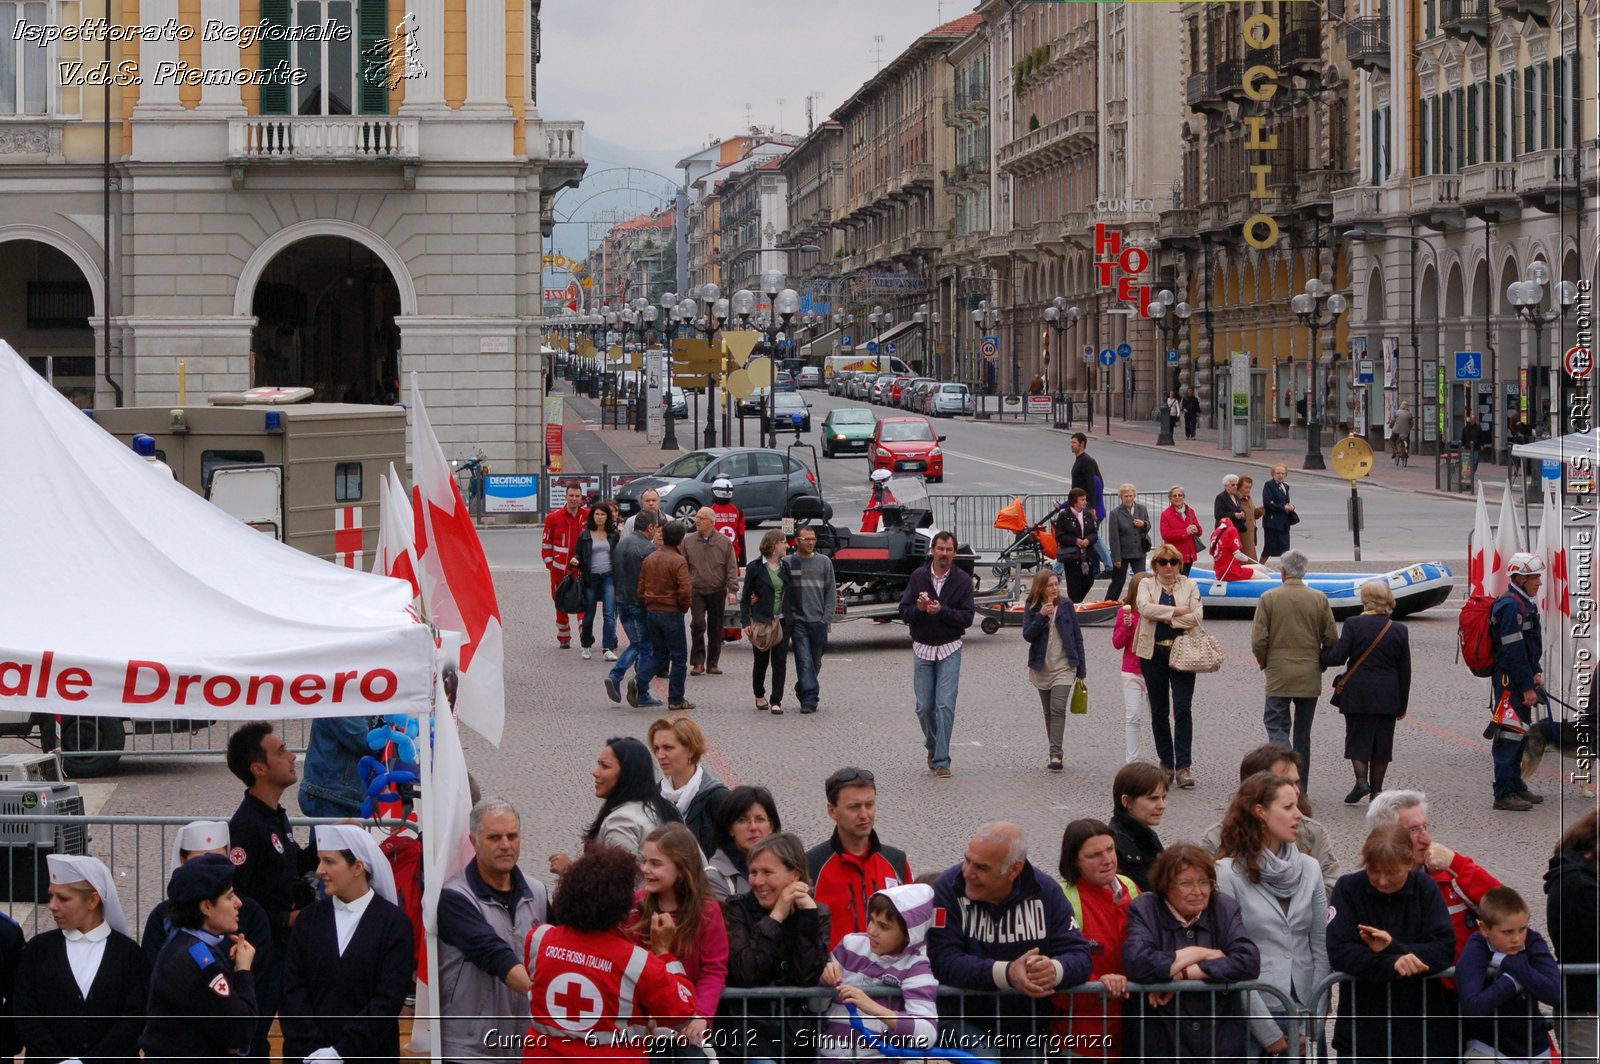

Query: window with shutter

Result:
[1538,63,1549,150]
[1432,96,1442,174]
[1456,88,1466,170]
[1494,76,1505,162]
[356,0,390,115]
[1552,56,1565,149]
[1371,108,1382,184]
[1523,66,1535,153]
[1467,85,1478,165]
[259,0,290,114]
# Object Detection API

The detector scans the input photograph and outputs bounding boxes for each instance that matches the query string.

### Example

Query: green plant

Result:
[1021,53,1034,77]
[1028,114,1040,131]
[834,247,846,259]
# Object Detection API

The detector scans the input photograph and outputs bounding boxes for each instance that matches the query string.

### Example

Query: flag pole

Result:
[421,643,443,1062]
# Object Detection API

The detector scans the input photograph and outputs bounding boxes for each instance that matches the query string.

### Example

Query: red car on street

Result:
[888,376,914,406]
[870,416,946,482]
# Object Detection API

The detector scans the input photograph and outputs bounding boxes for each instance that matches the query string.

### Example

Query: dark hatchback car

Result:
[615,448,820,522]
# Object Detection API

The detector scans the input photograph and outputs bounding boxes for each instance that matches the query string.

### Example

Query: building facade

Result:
[599,210,673,309]
[777,119,844,338]
[1334,0,1596,452]
[0,0,585,474]
[718,158,789,295]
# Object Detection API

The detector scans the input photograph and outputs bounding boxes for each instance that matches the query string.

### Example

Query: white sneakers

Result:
[581,648,592,660]
[603,649,618,661]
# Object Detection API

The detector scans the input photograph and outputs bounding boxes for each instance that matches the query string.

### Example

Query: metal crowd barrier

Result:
[710,979,1305,1062]
[931,491,1171,555]
[0,812,407,936]
[1306,964,1599,1062]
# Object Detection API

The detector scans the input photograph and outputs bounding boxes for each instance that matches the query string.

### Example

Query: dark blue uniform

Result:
[141,893,274,985]
[228,791,316,1056]
[13,928,148,1063]
[1491,584,1543,800]
[0,911,24,1058]
[140,930,258,1064]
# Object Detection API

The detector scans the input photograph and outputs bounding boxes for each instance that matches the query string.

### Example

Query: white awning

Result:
[873,319,921,346]
[799,328,840,359]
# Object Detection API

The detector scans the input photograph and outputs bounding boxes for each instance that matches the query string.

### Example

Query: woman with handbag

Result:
[1022,570,1087,773]
[1320,581,1411,805]
[741,529,789,714]
[1135,544,1205,789]
[1261,464,1297,561]
[1054,487,1100,603]
[1158,486,1203,575]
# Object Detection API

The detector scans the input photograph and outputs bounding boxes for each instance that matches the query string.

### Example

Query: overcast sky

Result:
[539,0,966,164]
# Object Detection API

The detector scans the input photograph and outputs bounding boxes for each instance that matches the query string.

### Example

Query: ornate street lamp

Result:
[1507,263,1578,438]
[1145,289,1193,446]
[694,284,728,448]
[1290,278,1347,470]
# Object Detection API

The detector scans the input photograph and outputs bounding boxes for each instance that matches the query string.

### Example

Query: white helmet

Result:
[870,468,892,485]
[1507,552,1545,577]
[711,477,734,501]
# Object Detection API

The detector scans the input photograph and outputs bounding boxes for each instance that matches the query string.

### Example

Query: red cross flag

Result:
[334,506,364,569]
[372,464,421,605]
[1468,481,1493,596]
[409,376,505,745]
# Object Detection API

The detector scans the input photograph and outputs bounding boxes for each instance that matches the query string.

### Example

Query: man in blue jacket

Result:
[928,822,1092,1062]
[898,531,976,778]
[1490,552,1546,812]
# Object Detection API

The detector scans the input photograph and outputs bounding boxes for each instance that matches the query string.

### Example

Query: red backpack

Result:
[1457,594,1499,677]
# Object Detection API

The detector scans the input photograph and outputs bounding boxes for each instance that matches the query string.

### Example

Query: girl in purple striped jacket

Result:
[818,883,940,1059]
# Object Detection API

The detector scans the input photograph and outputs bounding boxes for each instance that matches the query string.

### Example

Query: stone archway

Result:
[245,235,404,403]
[0,227,102,406]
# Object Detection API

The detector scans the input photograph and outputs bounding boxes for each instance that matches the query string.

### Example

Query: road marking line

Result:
[941,449,1073,484]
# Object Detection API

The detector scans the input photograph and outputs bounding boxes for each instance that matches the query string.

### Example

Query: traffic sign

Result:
[1453,351,1483,380]
[722,330,761,362]
[980,337,999,358]
[1082,344,1095,365]
[1166,348,1180,365]
[885,341,897,355]
[1116,342,1133,359]
[1358,359,1375,384]
[866,340,879,353]
[841,335,854,349]
[1564,345,1592,379]
[1099,348,1117,367]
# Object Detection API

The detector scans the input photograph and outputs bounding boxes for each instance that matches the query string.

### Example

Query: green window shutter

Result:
[1494,76,1504,161]
[1419,98,1430,175]
[357,0,390,116]
[259,0,290,115]
[1539,63,1550,150]
[1371,108,1381,184]
[1523,66,1534,153]
[1466,85,1477,165]
[1552,57,1565,149]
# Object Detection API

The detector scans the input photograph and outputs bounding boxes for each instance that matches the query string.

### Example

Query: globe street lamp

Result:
[971,300,1001,410]
[1043,298,1083,429]
[911,303,940,380]
[663,297,697,451]
[765,287,800,446]
[1290,278,1348,470]
[867,304,894,372]
[1145,289,1193,447]
[1506,262,1579,438]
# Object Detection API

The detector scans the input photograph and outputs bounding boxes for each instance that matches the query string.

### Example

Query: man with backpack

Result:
[1489,552,1546,811]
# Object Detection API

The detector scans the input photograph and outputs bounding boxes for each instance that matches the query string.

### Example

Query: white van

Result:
[824,353,913,381]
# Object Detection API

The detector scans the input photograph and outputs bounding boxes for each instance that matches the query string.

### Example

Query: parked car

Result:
[828,370,854,396]
[763,392,812,434]
[774,371,797,393]
[927,382,973,417]
[870,416,946,482]
[848,374,875,401]
[615,448,821,522]
[901,378,935,409]
[796,366,823,389]
[907,379,939,412]
[820,407,876,458]
[887,376,915,406]
[870,373,899,404]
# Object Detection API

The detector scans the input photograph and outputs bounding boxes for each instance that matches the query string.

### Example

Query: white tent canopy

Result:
[0,342,434,720]
[1511,431,1599,464]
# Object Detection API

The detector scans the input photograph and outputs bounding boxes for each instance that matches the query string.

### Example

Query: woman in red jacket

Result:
[1158,486,1203,575]
[629,823,728,1050]
[1051,819,1138,1059]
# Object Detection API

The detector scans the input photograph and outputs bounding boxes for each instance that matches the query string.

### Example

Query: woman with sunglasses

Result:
[1135,545,1204,789]
[1158,487,1203,575]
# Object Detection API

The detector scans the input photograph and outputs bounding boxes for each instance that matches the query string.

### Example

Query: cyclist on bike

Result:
[1391,402,1413,465]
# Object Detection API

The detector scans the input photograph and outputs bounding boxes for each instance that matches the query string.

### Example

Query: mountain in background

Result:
[545,131,697,263]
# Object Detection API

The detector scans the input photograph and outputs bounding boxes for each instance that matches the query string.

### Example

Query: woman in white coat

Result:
[1215,771,1329,1059]
[1134,544,1203,788]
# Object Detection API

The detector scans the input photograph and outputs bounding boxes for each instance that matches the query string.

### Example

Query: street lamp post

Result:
[911,303,940,380]
[971,300,1001,416]
[1042,298,1074,429]
[1507,263,1578,438]
[867,304,895,373]
[1290,278,1348,470]
[1145,289,1193,447]
[694,284,728,449]
[663,297,697,451]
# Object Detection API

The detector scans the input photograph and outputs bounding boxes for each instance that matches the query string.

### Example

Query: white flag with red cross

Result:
[1488,485,1524,600]
[1468,480,1493,596]
[372,465,421,606]
[334,506,364,569]
[408,377,505,746]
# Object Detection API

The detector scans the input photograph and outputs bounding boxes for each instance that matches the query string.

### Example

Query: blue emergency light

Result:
[131,433,157,457]
[264,410,284,433]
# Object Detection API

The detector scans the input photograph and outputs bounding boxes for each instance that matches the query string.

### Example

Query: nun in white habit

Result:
[281,824,415,1064]
[14,853,149,1064]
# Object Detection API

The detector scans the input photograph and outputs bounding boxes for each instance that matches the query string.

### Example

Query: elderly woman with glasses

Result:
[1158,486,1203,575]
[1123,844,1260,1062]
[1135,544,1204,789]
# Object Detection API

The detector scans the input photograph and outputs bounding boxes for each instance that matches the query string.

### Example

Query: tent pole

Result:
[420,687,443,1063]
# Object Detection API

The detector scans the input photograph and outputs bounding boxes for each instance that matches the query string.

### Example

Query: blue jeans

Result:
[1264,695,1318,789]
[610,604,655,693]
[914,648,962,769]
[647,610,689,704]
[581,573,616,650]
[789,619,828,710]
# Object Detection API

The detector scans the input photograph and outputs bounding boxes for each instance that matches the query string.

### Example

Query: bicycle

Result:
[1390,433,1409,467]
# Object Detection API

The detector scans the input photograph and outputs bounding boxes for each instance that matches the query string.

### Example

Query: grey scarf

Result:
[1256,842,1305,900]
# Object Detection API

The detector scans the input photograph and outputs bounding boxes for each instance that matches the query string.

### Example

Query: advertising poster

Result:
[484,475,541,514]
[647,351,665,443]
[1381,337,1400,439]
[544,396,564,474]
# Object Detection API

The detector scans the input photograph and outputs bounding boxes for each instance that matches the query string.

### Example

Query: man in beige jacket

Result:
[1251,549,1337,790]
[683,507,739,675]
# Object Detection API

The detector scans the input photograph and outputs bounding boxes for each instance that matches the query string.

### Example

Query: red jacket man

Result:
[803,768,912,949]
[541,484,588,648]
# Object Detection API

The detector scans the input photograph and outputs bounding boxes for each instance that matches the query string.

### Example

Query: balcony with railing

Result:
[1185,61,1244,114]
[1344,19,1390,73]
[1293,168,1355,216]
[1331,183,1384,222]
[1064,109,1097,144]
[1156,208,1200,247]
[1278,25,1322,71]
[1035,219,1064,249]
[1440,0,1489,40]
[1517,149,1580,211]
[997,117,1073,172]
[228,116,420,161]
[1408,173,1463,225]
[904,162,935,189]
[1458,161,1520,220]
[1198,200,1232,231]
[1495,0,1551,25]
[535,120,585,163]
